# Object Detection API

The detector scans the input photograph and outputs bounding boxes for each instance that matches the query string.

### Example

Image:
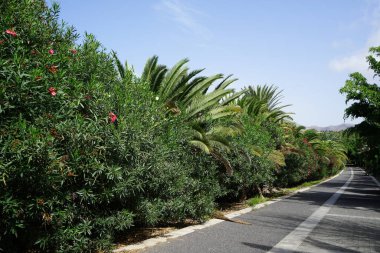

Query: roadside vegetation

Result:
[340,47,380,176]
[0,1,352,252]
[246,177,330,208]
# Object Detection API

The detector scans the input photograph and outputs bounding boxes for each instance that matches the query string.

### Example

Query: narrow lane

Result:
[296,168,380,253]
[268,168,354,252]
[141,168,380,253]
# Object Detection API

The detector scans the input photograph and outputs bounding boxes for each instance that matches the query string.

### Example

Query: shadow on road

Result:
[279,168,380,213]
[241,242,271,251]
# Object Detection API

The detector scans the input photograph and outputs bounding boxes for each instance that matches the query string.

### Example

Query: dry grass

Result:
[217,201,249,214]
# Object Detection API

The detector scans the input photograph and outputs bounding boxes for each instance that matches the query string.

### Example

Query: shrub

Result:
[0,1,220,252]
[218,116,277,201]
[0,1,349,252]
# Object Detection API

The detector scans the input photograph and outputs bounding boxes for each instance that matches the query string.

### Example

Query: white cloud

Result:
[329,1,380,77]
[154,0,211,40]
[329,50,369,72]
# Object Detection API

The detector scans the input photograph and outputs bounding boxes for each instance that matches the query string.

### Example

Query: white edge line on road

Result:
[113,169,346,253]
[267,168,353,253]
[370,176,380,189]
[326,213,380,220]
[357,168,380,190]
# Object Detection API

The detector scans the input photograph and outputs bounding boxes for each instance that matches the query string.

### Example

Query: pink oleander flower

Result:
[47,65,58,74]
[48,87,57,96]
[109,112,117,123]
[69,49,77,54]
[49,49,54,55]
[5,29,17,37]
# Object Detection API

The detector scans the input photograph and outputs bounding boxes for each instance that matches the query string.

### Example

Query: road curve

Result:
[140,167,380,253]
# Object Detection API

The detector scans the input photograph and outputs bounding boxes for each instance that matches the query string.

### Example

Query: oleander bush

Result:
[217,115,277,201]
[0,1,220,252]
[277,143,317,187]
[0,0,349,252]
[0,1,131,251]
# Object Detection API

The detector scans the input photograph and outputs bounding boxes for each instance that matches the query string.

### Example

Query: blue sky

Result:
[55,0,380,127]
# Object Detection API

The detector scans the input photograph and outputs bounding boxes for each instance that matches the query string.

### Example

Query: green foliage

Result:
[340,46,380,174]
[217,114,277,200]
[275,124,347,187]
[0,1,133,251]
[342,132,365,165]
[135,55,243,175]
[0,1,220,252]
[239,85,292,125]
[0,1,350,252]
[277,138,317,187]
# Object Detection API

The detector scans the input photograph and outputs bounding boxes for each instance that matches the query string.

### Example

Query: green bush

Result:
[276,138,320,187]
[218,116,276,201]
[0,0,348,252]
[0,1,131,251]
[0,1,220,252]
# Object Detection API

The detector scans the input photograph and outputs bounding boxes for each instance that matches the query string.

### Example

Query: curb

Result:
[113,169,345,252]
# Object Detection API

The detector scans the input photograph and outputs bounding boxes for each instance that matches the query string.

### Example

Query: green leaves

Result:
[0,1,354,251]
[240,85,292,125]
[340,46,380,174]
[136,56,244,175]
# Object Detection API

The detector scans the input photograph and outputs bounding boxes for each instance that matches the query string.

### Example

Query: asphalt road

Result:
[142,167,380,253]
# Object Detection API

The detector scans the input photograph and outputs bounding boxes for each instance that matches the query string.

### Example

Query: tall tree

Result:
[340,46,380,174]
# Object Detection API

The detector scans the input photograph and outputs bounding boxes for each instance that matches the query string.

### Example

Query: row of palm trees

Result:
[113,53,347,180]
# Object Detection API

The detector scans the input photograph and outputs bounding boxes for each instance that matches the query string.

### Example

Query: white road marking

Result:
[370,176,380,189]
[326,213,380,220]
[354,206,369,211]
[267,168,354,253]
[357,168,380,189]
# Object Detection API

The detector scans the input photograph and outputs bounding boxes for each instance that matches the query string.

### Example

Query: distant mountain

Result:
[306,123,354,132]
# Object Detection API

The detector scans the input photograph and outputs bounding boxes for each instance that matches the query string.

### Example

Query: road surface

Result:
[141,167,380,253]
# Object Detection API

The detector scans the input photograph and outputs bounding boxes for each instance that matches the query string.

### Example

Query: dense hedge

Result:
[0,1,347,252]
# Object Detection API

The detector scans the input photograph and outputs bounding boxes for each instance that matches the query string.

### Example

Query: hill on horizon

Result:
[306,123,354,132]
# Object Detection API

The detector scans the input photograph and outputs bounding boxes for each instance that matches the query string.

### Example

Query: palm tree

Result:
[308,138,348,171]
[237,85,293,168]
[129,55,244,174]
[240,85,292,125]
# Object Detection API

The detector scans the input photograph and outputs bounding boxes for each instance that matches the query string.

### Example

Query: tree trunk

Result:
[256,185,264,198]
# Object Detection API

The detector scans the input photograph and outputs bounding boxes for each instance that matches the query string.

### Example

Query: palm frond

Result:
[151,65,168,92]
[185,89,235,120]
[267,150,286,167]
[112,50,125,80]
[159,58,189,100]
[182,74,224,105]
[141,55,159,84]
[214,74,238,91]
[170,69,205,101]
[189,140,211,154]
[211,150,233,176]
